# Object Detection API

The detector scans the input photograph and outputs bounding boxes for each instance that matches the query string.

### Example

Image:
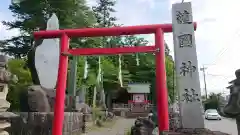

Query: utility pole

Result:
[200,66,208,99]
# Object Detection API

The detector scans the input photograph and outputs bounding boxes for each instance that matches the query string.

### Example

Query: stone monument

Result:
[35,13,60,89]
[172,2,204,128]
[0,55,18,135]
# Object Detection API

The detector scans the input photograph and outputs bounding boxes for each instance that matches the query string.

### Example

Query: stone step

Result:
[126,112,148,118]
[165,132,182,135]
[0,121,10,129]
[0,131,9,135]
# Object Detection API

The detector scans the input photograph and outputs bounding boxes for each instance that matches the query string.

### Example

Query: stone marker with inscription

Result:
[172,2,204,128]
[35,13,60,89]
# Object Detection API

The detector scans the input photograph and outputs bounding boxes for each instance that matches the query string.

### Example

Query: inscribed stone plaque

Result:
[35,13,60,89]
[172,2,204,128]
[133,94,145,103]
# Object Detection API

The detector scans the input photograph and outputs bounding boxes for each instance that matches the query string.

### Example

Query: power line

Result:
[210,48,228,66]
[206,73,232,78]
[203,73,232,91]
[205,31,240,66]
[199,67,233,98]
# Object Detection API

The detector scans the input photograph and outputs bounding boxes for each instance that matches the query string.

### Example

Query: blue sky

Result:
[1,0,240,95]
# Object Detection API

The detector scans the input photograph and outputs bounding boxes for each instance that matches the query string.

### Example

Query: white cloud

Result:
[136,0,156,8]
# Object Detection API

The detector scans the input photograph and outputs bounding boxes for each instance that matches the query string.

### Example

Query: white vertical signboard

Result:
[172,2,204,128]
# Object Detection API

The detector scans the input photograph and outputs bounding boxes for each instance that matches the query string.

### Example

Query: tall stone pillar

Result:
[0,92,11,135]
[172,2,204,128]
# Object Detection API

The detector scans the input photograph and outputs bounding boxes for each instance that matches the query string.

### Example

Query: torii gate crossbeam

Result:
[34,22,197,135]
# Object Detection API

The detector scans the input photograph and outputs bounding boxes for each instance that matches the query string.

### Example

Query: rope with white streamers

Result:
[118,54,123,87]
[83,57,88,79]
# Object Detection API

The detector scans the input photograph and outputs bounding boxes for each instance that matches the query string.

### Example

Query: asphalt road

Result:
[205,117,237,135]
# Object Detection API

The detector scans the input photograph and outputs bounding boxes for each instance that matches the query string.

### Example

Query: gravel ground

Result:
[85,118,135,135]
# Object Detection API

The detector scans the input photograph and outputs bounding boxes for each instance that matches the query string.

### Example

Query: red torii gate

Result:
[34,22,197,135]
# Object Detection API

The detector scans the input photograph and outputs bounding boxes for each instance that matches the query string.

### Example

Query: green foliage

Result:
[165,56,176,103]
[204,92,222,111]
[125,129,131,135]
[8,59,32,85]
[7,59,32,111]
[1,0,98,86]
[1,0,96,57]
[92,0,117,28]
[74,57,97,88]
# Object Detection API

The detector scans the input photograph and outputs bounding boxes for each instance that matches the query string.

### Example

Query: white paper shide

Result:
[35,13,60,89]
[172,2,204,128]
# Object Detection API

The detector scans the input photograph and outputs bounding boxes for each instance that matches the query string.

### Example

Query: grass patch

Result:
[124,128,131,135]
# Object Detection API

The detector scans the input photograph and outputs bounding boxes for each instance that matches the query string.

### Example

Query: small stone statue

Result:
[0,55,18,135]
[223,69,240,135]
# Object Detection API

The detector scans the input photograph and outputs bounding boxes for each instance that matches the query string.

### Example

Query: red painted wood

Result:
[52,34,69,135]
[34,22,197,38]
[67,46,156,56]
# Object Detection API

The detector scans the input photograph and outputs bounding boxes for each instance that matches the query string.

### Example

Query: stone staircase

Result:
[126,111,149,118]
[112,103,153,118]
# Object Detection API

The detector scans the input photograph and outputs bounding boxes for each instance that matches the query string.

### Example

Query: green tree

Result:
[92,0,117,28]
[7,59,32,111]
[8,59,32,85]
[1,0,94,57]
[1,0,96,84]
[204,92,222,111]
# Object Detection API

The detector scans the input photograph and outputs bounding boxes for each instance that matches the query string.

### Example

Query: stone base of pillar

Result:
[0,121,11,135]
[0,130,9,135]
